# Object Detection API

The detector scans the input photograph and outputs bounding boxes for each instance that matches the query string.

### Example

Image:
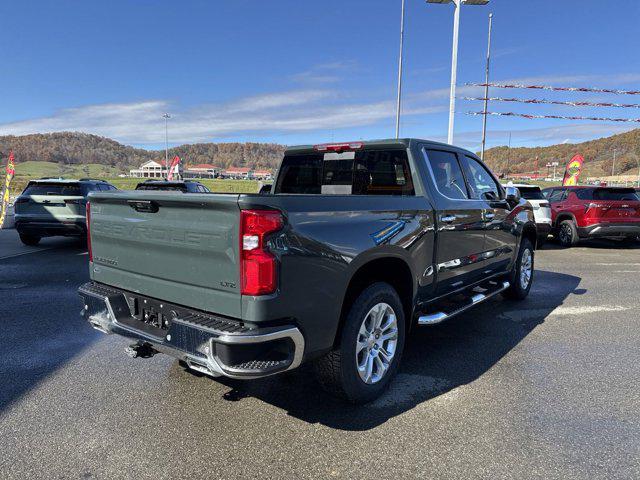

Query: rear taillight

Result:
[240,210,283,296]
[86,202,93,262]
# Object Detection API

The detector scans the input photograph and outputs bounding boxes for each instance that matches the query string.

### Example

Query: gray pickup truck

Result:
[79,139,537,403]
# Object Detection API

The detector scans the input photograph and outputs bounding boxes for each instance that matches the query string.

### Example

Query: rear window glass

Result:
[518,187,544,200]
[593,188,639,201]
[23,183,82,196]
[274,149,414,196]
[136,183,187,192]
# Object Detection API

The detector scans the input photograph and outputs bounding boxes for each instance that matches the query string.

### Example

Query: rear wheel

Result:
[557,220,579,247]
[19,233,41,246]
[315,282,405,404]
[503,238,534,300]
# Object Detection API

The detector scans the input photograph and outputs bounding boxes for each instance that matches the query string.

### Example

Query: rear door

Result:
[88,191,242,317]
[421,148,487,294]
[16,182,86,221]
[459,155,517,274]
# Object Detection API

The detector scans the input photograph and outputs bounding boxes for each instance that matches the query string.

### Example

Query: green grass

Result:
[108,178,260,193]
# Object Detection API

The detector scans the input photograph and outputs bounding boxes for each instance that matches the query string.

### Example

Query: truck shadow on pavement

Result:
[213,269,582,430]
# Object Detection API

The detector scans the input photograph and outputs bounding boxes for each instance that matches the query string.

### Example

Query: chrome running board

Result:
[418,281,510,326]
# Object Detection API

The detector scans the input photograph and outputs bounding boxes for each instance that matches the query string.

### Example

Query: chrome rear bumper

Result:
[78,282,305,380]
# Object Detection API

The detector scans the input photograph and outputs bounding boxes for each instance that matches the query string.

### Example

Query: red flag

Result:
[6,151,15,176]
[167,155,181,180]
[562,154,584,186]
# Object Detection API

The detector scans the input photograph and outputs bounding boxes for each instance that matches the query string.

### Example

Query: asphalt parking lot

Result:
[1,229,639,479]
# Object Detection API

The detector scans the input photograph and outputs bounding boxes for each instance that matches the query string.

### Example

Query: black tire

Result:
[314,282,406,404]
[557,219,579,247]
[503,238,534,300]
[19,233,41,246]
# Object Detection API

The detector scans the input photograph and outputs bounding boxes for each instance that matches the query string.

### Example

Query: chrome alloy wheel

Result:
[356,302,399,384]
[520,248,533,290]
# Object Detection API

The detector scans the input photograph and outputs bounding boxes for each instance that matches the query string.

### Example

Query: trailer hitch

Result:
[125,341,158,359]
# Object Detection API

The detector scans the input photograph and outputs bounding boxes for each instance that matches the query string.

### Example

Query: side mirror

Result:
[505,185,521,206]
[259,184,272,194]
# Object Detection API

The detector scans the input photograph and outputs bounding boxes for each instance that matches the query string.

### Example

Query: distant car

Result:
[503,184,551,246]
[542,186,640,247]
[135,180,210,193]
[14,178,117,246]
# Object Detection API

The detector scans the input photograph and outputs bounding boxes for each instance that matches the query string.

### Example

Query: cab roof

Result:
[285,138,476,156]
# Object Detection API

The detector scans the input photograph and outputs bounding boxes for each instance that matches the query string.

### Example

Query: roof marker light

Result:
[313,142,364,152]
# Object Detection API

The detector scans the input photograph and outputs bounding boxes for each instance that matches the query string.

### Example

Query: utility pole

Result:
[611,148,617,178]
[480,13,493,160]
[505,131,511,176]
[395,0,406,139]
[162,113,171,176]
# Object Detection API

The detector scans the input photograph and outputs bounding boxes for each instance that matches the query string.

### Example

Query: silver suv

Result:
[14,178,117,246]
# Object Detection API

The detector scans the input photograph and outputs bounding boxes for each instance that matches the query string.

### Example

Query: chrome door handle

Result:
[441,215,456,223]
[484,212,495,221]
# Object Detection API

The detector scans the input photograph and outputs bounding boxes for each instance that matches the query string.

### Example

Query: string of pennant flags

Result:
[462,97,640,109]
[466,111,640,123]
[464,81,640,123]
[465,82,640,96]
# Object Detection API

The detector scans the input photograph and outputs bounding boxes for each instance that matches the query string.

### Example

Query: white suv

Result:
[503,183,552,246]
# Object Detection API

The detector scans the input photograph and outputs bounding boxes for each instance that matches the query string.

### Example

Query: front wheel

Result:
[503,238,534,300]
[315,282,406,404]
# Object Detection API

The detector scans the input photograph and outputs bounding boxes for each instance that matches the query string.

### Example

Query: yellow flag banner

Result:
[0,151,16,229]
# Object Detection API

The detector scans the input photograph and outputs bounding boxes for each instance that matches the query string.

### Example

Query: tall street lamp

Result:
[395,0,406,139]
[426,0,489,145]
[162,113,171,175]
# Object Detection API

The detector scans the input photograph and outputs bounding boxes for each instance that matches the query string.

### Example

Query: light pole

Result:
[162,113,171,175]
[480,13,493,160]
[426,0,489,145]
[395,0,406,139]
[611,148,617,178]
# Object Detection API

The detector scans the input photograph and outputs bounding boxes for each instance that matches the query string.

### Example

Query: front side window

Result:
[548,189,566,203]
[423,149,468,200]
[460,155,501,201]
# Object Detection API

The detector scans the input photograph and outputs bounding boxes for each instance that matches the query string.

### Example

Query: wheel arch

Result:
[335,255,414,348]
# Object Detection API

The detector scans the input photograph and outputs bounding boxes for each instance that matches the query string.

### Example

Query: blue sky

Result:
[0,0,639,151]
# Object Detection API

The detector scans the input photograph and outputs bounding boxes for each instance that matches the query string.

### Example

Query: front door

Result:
[459,154,519,275]
[421,148,488,295]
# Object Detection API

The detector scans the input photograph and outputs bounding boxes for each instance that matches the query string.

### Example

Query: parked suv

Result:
[503,183,551,245]
[135,180,210,193]
[542,186,640,247]
[79,139,537,403]
[14,178,117,245]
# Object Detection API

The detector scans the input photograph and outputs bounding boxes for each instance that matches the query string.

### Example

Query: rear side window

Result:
[423,149,468,200]
[574,189,594,200]
[274,149,414,196]
[23,183,82,196]
[518,187,544,200]
[593,188,639,201]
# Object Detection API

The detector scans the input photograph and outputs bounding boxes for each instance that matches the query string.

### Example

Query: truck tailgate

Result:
[88,191,242,318]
